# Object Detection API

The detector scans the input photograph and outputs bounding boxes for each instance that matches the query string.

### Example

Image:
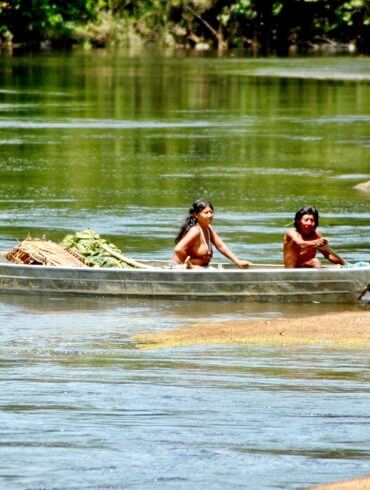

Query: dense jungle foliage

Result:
[1,0,369,53]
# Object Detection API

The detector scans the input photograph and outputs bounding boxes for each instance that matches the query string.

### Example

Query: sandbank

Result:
[134,311,370,349]
[310,476,370,489]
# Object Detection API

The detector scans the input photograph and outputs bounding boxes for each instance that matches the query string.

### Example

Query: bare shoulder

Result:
[176,224,200,247]
[208,224,217,237]
[184,224,201,241]
[208,225,222,244]
[285,228,299,242]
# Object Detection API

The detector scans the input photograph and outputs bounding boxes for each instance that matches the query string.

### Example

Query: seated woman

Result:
[283,205,347,268]
[170,199,251,269]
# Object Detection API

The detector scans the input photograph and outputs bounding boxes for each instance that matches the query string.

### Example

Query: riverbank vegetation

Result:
[0,1,369,53]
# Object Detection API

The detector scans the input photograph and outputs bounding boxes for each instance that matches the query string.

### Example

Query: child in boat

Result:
[170,199,251,269]
[283,205,347,268]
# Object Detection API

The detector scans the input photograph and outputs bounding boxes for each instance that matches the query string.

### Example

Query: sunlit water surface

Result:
[0,51,369,488]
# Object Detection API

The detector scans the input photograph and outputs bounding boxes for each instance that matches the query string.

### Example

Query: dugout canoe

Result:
[0,260,369,303]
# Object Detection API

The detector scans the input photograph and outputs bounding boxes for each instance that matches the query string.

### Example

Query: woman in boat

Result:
[169,199,251,269]
[283,205,347,268]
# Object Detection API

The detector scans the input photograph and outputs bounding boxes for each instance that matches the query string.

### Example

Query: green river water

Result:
[0,50,369,489]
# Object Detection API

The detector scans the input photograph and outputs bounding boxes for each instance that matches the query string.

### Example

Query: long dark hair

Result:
[175,199,214,243]
[294,205,319,231]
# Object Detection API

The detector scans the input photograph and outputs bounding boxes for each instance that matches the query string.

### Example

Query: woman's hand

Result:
[235,260,252,269]
[315,237,328,248]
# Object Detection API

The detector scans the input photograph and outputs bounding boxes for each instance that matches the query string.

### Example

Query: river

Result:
[0,50,369,489]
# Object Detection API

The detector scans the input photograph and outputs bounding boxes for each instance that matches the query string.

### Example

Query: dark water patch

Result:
[232,446,370,459]
[1,403,85,412]
[0,441,104,449]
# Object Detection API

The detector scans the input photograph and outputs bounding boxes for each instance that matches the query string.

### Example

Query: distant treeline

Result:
[1,1,369,53]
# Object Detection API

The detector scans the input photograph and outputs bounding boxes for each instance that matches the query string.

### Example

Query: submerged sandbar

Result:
[134,311,370,349]
[310,476,370,489]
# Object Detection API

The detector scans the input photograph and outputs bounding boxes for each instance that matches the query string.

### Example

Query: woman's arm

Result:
[318,246,347,265]
[171,226,199,264]
[210,227,251,268]
[287,229,328,249]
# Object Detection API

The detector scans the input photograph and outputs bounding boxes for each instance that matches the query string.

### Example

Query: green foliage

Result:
[0,0,99,44]
[0,0,368,52]
[211,0,369,51]
[61,229,127,268]
[61,229,148,269]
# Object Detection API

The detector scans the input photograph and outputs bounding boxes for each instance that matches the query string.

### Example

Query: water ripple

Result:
[0,119,235,130]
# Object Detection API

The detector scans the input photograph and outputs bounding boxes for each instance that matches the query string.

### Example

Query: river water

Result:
[0,51,369,488]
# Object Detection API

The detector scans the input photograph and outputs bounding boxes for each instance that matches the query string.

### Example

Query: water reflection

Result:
[0,291,365,316]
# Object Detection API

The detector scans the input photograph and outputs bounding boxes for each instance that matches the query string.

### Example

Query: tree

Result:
[0,0,98,45]
[0,0,368,52]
